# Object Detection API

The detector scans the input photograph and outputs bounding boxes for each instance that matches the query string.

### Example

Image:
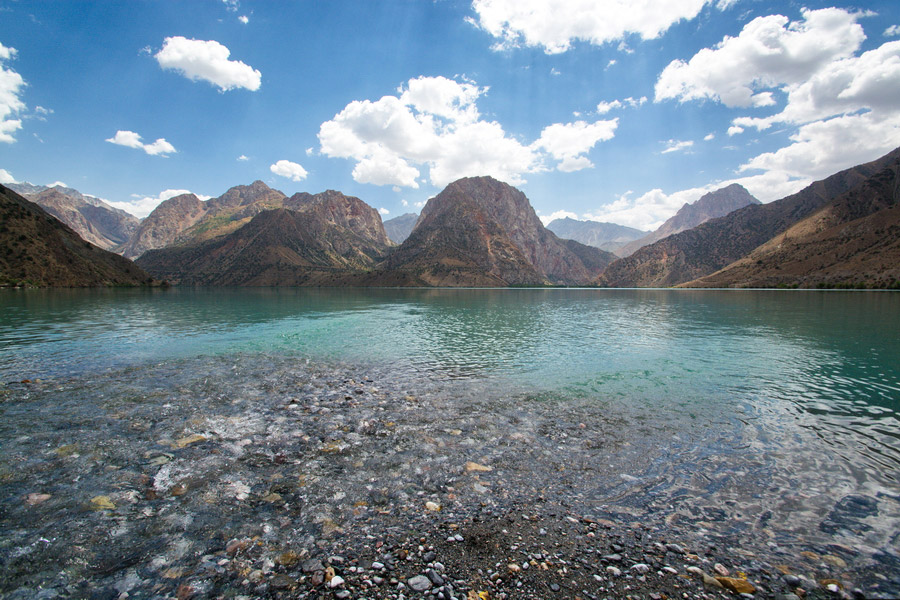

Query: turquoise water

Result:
[2,287,900,589]
[3,287,899,472]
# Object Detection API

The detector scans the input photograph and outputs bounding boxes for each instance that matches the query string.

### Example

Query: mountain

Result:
[597,148,900,288]
[8,183,140,250]
[383,213,418,244]
[0,185,153,287]
[617,184,760,257]
[377,176,616,286]
[119,181,287,259]
[546,217,646,253]
[135,192,392,285]
[683,155,900,289]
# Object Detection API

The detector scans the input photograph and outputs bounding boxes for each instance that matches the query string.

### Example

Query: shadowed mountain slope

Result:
[0,185,153,287]
[598,148,900,287]
[683,155,900,289]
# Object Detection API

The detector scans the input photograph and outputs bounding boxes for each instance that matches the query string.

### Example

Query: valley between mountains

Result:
[3,146,900,289]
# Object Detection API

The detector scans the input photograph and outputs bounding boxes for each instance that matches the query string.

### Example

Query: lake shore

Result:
[1,354,897,599]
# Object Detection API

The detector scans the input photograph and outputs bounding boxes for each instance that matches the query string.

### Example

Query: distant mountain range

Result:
[0,185,152,287]
[545,218,645,254]
[383,213,418,244]
[6,145,900,288]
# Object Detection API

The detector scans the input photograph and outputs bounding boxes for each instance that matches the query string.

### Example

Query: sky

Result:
[1,0,899,232]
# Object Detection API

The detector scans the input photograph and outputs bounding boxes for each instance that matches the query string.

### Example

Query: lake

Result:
[1,287,899,596]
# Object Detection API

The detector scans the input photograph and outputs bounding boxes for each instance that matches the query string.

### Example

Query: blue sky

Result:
[1,0,899,231]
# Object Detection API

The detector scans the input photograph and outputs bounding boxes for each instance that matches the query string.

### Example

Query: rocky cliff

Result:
[120,181,287,259]
[136,197,392,286]
[618,184,759,257]
[0,185,153,287]
[597,149,900,288]
[378,177,616,286]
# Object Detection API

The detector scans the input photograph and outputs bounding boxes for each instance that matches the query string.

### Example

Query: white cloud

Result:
[596,96,646,114]
[155,36,261,92]
[238,15,249,25]
[237,154,248,161]
[106,130,176,156]
[222,0,239,12]
[270,159,308,182]
[703,133,715,141]
[378,207,390,215]
[654,7,900,217]
[0,42,26,143]
[319,75,616,189]
[0,168,17,183]
[48,181,68,188]
[106,189,210,219]
[655,8,866,107]
[886,25,900,37]
[469,0,718,54]
[661,139,694,154]
[534,119,618,170]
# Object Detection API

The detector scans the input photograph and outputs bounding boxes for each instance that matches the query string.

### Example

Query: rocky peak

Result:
[215,180,286,209]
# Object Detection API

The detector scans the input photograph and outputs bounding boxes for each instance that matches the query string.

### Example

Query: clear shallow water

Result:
[2,287,900,591]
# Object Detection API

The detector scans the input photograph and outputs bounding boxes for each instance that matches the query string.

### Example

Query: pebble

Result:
[328,575,345,588]
[631,563,650,574]
[606,566,622,577]
[408,575,432,592]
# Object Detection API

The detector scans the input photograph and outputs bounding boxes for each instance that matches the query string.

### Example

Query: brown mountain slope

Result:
[19,186,140,250]
[618,184,759,257]
[683,157,900,289]
[598,147,900,287]
[0,185,153,287]
[120,181,287,259]
[136,206,391,286]
[378,177,615,286]
[284,190,393,248]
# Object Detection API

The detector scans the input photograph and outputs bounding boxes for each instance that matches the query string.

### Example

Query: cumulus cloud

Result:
[318,75,616,188]
[155,36,261,92]
[378,207,390,215]
[106,130,176,156]
[469,0,719,54]
[0,42,26,143]
[661,139,693,154]
[270,159,308,182]
[238,15,249,25]
[237,154,248,161]
[106,189,210,219]
[534,119,618,170]
[654,7,900,213]
[0,168,17,183]
[886,25,900,37]
[655,8,866,107]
